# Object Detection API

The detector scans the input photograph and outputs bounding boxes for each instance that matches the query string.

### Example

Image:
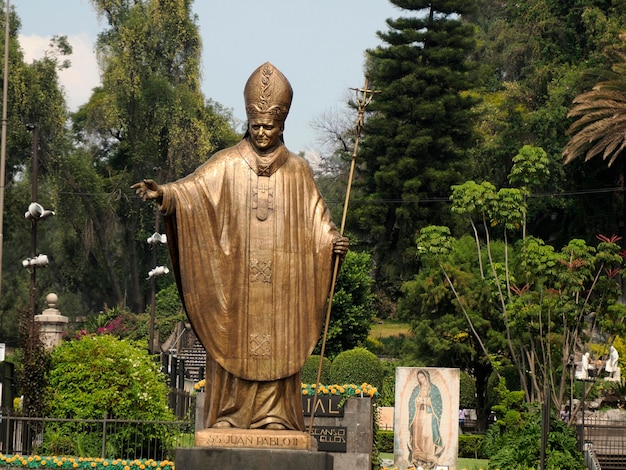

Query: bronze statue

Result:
[133,62,348,431]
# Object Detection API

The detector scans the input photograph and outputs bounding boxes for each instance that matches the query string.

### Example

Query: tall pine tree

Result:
[352,0,478,285]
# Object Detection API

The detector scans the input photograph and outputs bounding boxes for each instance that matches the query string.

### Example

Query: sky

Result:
[14,0,404,154]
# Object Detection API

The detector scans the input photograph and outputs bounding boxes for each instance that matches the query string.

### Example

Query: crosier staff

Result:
[308,78,378,434]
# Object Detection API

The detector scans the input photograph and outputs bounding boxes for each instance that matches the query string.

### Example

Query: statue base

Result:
[177,429,331,469]
[176,445,332,470]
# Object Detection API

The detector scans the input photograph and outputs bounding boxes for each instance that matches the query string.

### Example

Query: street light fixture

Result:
[24,198,55,321]
[147,232,167,245]
[21,254,49,269]
[147,265,169,279]
[24,202,54,221]
[147,224,167,354]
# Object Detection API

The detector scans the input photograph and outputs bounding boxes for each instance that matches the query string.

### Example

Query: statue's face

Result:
[248,117,283,153]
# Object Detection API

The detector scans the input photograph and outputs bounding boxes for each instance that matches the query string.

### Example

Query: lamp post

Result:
[146,223,168,354]
[578,377,595,453]
[0,0,11,308]
[22,125,54,326]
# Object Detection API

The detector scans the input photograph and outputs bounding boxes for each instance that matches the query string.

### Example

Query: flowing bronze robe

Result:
[160,138,339,429]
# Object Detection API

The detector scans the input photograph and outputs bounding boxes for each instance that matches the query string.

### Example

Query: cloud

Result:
[19,32,100,111]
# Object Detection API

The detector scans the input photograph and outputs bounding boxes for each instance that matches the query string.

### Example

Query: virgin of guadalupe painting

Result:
[408,369,445,466]
[394,367,459,470]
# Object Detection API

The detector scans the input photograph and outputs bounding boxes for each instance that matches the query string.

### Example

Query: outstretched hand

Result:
[131,179,163,203]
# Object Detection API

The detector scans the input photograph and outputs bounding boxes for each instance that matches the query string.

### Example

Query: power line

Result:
[54,185,626,204]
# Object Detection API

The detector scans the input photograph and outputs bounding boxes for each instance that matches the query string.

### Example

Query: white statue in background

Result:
[579,352,590,380]
[605,345,620,382]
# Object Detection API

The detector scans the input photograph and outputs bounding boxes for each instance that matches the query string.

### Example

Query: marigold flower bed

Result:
[0,455,175,470]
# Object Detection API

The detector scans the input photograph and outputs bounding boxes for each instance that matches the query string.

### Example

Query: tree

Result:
[467,0,626,245]
[0,6,71,344]
[63,0,239,313]
[561,39,626,242]
[399,230,505,430]
[401,146,626,428]
[314,250,376,359]
[351,0,478,287]
[562,43,626,168]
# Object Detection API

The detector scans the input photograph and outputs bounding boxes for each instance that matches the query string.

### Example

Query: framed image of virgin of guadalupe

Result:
[394,367,459,470]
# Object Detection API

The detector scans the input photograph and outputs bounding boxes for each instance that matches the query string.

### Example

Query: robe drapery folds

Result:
[160,139,339,383]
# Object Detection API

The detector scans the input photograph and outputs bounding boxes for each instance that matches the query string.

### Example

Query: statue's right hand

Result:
[131,179,163,202]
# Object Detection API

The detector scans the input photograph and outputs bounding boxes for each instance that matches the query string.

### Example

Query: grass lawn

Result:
[369,320,412,339]
[458,457,489,469]
[379,454,488,469]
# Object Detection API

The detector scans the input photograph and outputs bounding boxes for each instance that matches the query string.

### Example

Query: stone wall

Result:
[313,397,373,470]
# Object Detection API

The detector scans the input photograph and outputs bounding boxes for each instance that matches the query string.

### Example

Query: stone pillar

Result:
[35,293,68,349]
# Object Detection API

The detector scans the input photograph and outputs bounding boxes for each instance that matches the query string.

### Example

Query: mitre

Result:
[244,62,293,121]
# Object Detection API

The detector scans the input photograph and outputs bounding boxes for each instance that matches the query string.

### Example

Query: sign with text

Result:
[302,395,345,417]
[311,425,347,453]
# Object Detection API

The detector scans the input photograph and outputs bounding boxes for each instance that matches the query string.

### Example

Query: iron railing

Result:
[0,410,195,461]
[577,416,626,470]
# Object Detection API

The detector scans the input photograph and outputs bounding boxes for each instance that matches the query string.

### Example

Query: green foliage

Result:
[351,0,478,285]
[376,429,394,454]
[378,361,397,407]
[451,181,497,218]
[0,5,71,345]
[328,347,384,390]
[301,355,332,384]
[460,371,477,409]
[509,145,550,189]
[483,379,584,469]
[458,434,486,459]
[468,0,626,245]
[484,412,584,470]
[314,251,375,359]
[404,145,626,426]
[153,283,185,340]
[16,310,51,417]
[45,335,174,458]
[47,335,172,421]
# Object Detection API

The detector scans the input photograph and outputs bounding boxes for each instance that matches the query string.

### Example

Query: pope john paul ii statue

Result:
[133,62,349,431]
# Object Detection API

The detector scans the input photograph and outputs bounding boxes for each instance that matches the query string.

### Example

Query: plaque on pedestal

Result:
[194,428,316,450]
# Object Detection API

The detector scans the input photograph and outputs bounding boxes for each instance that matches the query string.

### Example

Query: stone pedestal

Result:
[176,447,333,470]
[177,433,333,470]
[34,293,68,349]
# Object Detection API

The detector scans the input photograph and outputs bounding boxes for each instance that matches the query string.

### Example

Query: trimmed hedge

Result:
[376,429,394,453]
[328,347,384,390]
[459,433,487,459]
[301,355,332,384]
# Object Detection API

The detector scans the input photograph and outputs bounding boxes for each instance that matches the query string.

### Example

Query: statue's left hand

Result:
[333,236,349,256]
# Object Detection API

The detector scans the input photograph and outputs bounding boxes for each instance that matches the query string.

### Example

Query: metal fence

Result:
[0,410,195,461]
[577,416,626,470]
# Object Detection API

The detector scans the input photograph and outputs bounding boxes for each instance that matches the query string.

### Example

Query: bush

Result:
[328,347,384,390]
[485,413,584,470]
[376,429,394,453]
[301,355,332,384]
[48,335,172,420]
[45,335,174,458]
[458,434,486,459]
